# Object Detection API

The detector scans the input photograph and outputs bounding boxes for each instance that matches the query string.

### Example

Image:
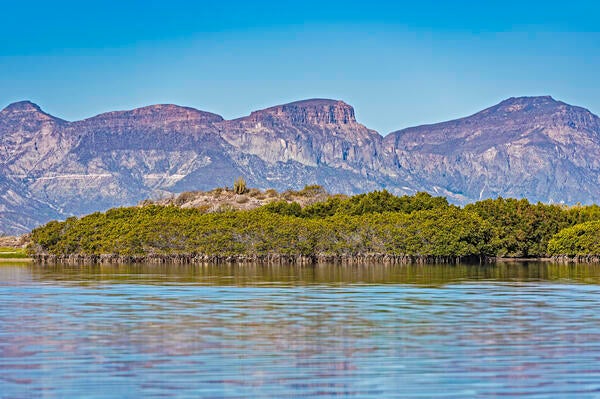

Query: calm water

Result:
[2,262,600,398]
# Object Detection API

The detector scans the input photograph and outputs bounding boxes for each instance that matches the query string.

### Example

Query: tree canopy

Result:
[28,190,600,259]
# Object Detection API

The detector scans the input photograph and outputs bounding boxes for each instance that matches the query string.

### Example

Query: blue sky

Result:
[0,0,598,134]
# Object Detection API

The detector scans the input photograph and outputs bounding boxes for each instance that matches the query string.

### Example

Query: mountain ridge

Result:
[3,95,599,136]
[1,95,599,234]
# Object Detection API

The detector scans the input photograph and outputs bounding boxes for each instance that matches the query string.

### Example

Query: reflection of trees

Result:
[4,262,600,396]
[23,262,600,287]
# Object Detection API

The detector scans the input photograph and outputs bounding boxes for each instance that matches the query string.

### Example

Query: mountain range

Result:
[1,95,599,235]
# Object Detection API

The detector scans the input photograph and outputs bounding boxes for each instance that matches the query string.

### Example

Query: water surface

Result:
[1,262,600,398]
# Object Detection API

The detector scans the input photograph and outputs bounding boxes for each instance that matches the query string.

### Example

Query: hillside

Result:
[2,96,600,234]
[385,96,600,203]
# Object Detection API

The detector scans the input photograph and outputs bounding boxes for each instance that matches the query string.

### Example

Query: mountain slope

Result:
[0,99,417,234]
[218,99,411,193]
[384,96,600,203]
[1,95,599,235]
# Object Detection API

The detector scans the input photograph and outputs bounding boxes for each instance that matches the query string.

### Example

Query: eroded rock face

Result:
[1,95,599,234]
[247,99,357,125]
[220,99,390,172]
[0,99,413,234]
[384,96,600,203]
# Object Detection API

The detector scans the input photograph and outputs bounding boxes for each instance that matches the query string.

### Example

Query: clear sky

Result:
[0,0,598,134]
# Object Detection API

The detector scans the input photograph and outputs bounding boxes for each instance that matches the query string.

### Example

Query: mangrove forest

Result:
[28,188,600,263]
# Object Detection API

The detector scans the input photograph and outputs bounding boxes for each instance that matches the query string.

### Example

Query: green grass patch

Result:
[0,247,28,258]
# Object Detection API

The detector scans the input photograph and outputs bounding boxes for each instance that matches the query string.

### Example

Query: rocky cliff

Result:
[1,96,599,234]
[384,96,600,203]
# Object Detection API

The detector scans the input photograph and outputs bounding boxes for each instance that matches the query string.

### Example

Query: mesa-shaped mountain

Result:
[1,95,599,234]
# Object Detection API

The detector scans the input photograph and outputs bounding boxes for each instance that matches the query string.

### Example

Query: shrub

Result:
[175,191,197,206]
[236,195,249,204]
[247,188,261,197]
[548,221,600,255]
[262,201,302,217]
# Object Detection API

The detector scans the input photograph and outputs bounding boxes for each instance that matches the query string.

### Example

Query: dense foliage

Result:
[465,199,600,257]
[28,190,600,258]
[547,221,600,256]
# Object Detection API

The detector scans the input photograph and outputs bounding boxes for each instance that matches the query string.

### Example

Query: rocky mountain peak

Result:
[476,96,597,122]
[476,96,600,132]
[486,95,563,114]
[246,99,357,126]
[499,95,556,105]
[84,104,224,126]
[0,100,58,121]
[387,96,600,147]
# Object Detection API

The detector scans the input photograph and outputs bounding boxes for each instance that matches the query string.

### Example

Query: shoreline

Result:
[29,253,600,265]
[495,257,553,262]
[33,253,486,265]
[0,258,32,263]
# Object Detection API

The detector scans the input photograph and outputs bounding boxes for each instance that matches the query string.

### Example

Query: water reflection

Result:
[1,262,600,398]
[9,261,600,286]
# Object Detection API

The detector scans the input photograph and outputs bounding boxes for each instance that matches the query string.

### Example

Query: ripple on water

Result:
[1,262,600,398]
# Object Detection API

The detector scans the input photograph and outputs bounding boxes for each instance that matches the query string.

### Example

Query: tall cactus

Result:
[233,177,247,194]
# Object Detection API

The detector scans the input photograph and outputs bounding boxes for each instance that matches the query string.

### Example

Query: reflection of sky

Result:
[1,264,600,397]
